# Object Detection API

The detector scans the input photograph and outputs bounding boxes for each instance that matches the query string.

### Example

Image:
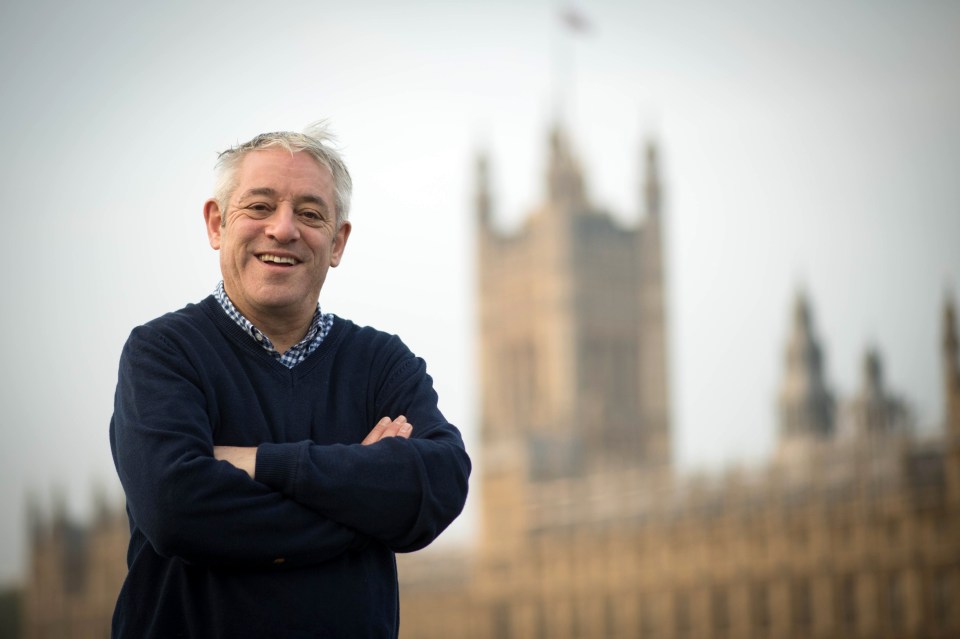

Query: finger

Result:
[388,415,410,438]
[379,419,404,439]
[381,415,415,440]
[361,416,392,445]
[393,416,412,438]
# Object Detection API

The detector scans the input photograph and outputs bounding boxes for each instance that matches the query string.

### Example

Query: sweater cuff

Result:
[255,441,306,495]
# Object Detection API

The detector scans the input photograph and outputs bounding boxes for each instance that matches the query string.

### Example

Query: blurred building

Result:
[397,126,960,639]
[0,585,22,639]
[21,491,126,639]
[19,126,960,638]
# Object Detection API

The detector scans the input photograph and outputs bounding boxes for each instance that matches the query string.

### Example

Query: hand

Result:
[361,415,413,445]
[214,446,257,479]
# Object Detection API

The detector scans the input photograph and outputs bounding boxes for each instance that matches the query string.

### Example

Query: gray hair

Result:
[213,121,353,225]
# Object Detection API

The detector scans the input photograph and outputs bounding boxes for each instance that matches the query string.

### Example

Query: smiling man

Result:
[109,124,471,638]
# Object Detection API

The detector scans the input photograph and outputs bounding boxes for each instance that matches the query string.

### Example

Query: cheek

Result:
[221,223,257,252]
[219,235,251,270]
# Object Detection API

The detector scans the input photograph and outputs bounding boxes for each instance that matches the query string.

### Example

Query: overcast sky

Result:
[1,0,958,585]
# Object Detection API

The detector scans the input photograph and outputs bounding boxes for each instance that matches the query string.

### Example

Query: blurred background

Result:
[1,1,958,637]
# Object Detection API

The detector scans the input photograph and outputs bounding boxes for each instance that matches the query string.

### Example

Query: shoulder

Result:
[327,316,422,376]
[141,297,213,330]
[124,296,230,358]
[331,315,406,348]
[329,316,411,354]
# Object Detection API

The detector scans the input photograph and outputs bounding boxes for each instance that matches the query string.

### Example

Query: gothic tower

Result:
[777,290,835,452]
[475,125,671,492]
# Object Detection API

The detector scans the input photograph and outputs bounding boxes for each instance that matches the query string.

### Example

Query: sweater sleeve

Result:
[256,337,471,553]
[110,325,363,568]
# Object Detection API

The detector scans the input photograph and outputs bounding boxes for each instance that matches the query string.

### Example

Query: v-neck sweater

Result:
[109,295,470,638]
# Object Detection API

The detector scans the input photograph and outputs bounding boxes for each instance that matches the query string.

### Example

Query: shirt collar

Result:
[213,281,331,367]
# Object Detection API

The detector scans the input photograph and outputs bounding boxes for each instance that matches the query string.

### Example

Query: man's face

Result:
[204,148,351,325]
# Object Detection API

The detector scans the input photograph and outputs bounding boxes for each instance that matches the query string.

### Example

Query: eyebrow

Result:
[238,188,331,212]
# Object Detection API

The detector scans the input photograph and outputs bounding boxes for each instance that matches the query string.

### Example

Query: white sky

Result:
[1,0,958,584]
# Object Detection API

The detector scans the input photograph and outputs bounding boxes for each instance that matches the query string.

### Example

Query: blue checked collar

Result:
[213,281,333,368]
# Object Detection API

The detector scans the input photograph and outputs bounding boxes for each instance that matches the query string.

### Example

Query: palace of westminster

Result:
[16,125,960,638]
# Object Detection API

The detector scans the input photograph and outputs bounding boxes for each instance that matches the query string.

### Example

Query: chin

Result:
[257,295,310,311]
[264,288,320,309]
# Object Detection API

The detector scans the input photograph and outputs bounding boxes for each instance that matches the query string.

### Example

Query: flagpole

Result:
[553,4,591,130]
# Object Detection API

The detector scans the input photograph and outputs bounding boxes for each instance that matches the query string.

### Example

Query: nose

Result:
[265,204,300,243]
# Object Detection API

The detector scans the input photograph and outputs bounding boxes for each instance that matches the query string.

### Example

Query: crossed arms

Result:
[214,414,414,478]
[110,321,470,569]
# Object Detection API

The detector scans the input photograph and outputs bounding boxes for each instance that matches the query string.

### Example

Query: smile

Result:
[258,254,298,266]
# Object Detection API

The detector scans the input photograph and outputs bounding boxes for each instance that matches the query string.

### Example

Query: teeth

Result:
[259,254,296,265]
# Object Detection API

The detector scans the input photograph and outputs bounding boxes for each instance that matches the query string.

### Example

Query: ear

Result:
[203,199,223,250]
[330,221,352,268]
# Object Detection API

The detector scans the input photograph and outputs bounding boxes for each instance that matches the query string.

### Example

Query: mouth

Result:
[257,253,299,267]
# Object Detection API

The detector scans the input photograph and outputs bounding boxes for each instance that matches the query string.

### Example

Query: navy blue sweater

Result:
[109,296,470,638]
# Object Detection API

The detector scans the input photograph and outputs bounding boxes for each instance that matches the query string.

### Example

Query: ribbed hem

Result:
[255,441,307,495]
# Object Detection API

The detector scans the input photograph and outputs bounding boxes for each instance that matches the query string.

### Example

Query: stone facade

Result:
[397,128,960,639]
[21,494,126,639]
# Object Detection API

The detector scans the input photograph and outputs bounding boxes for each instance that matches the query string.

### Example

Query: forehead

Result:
[233,148,333,197]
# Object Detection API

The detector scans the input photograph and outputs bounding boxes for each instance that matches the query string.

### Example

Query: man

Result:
[109,123,471,638]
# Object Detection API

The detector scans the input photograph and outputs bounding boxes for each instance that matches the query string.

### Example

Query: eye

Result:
[298,209,326,226]
[245,203,272,217]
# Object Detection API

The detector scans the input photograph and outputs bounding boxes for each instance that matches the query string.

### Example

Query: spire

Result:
[92,481,113,525]
[643,140,662,219]
[944,290,960,433]
[942,291,960,509]
[636,136,671,470]
[26,489,44,541]
[847,345,910,439]
[860,346,884,401]
[778,289,835,441]
[51,486,69,531]
[944,291,959,384]
[474,150,492,229]
[546,124,586,210]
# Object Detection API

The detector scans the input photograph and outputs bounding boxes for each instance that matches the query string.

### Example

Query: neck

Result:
[244,308,313,354]
[218,282,318,354]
